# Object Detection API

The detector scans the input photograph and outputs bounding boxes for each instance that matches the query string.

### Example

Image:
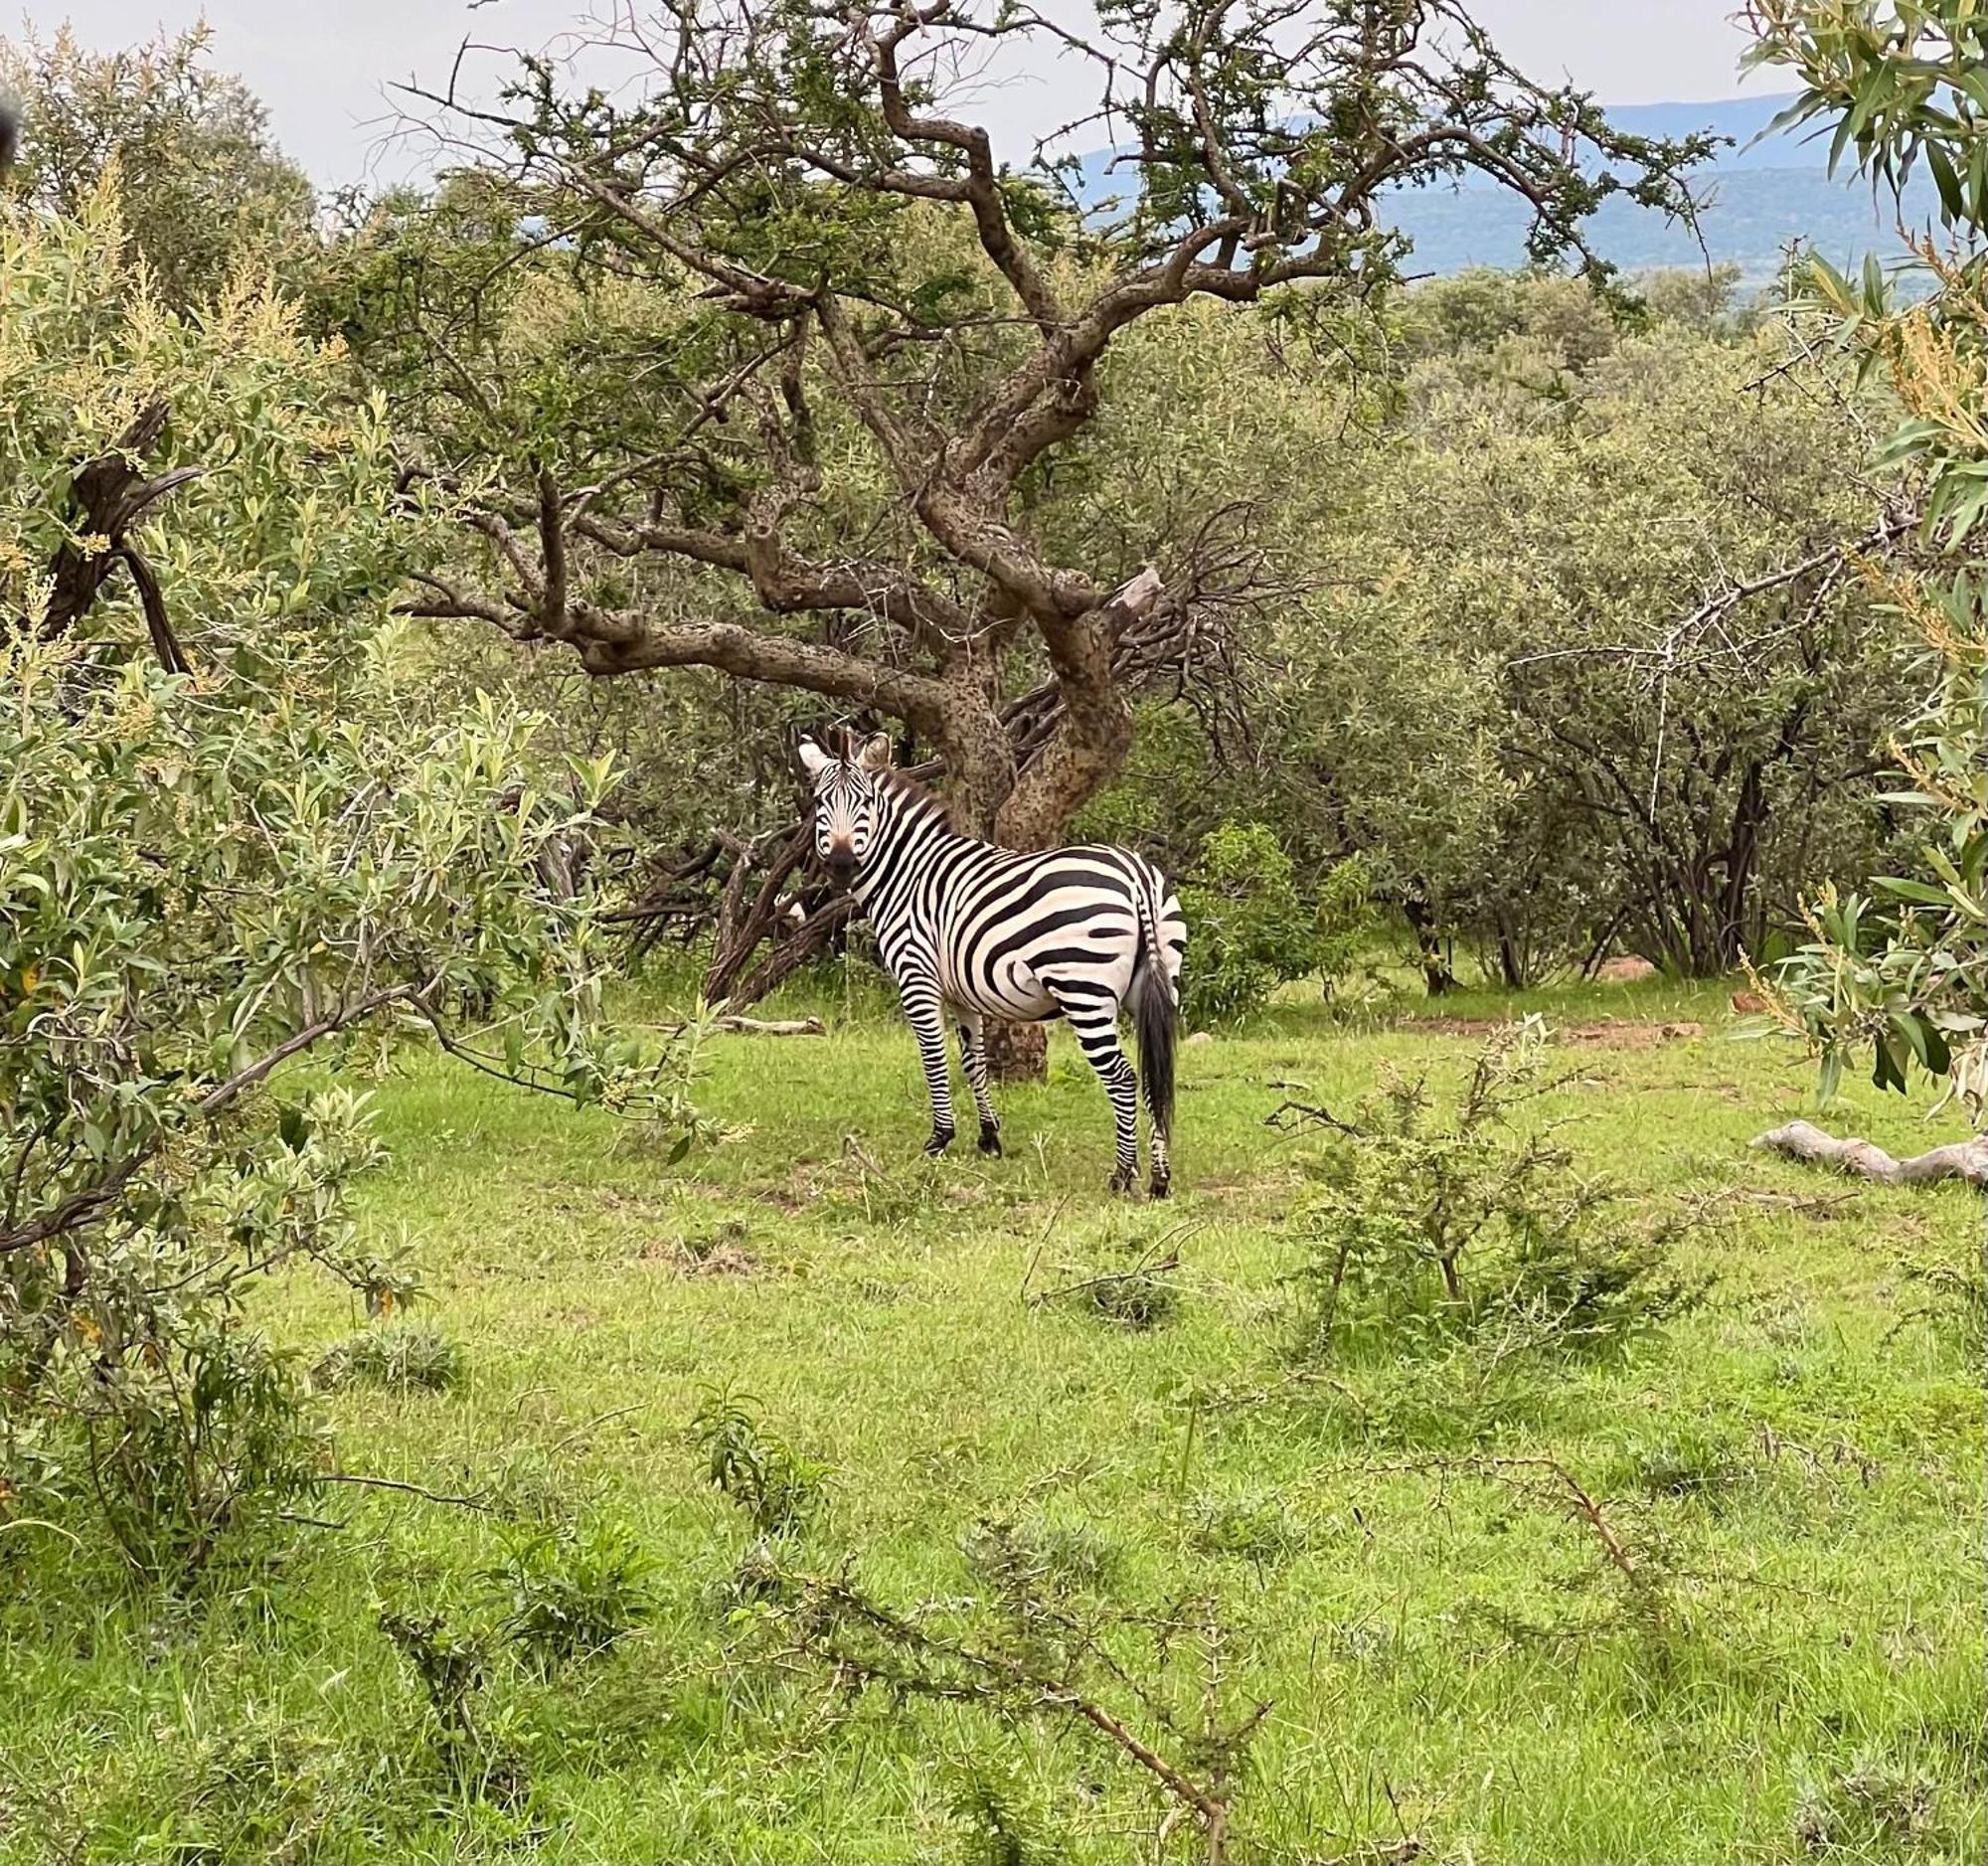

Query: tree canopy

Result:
[0,189,696,1572]
[345,0,1714,863]
[0,25,314,305]
[1746,0,1988,1103]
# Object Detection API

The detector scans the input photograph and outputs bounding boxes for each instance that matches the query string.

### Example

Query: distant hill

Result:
[1069,92,1939,292]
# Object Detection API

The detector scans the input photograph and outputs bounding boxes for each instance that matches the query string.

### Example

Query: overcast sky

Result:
[9,2,1770,187]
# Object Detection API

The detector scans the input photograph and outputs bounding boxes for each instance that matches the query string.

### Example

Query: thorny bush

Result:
[1281,1023,1705,1378]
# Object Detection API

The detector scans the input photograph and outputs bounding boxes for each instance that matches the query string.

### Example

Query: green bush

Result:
[315,1323,465,1394]
[1179,824,1371,1027]
[691,1391,827,1538]
[490,1520,656,1673]
[1284,1024,1704,1373]
[0,197,702,1580]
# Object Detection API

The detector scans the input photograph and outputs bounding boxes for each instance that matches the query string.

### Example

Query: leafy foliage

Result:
[0,198,701,1575]
[1028,263,1905,992]
[691,1390,827,1539]
[490,1519,657,1673]
[0,24,313,305]
[1305,276,1904,981]
[1178,824,1368,1025]
[1284,1024,1702,1370]
[1749,0,1988,1100]
[314,0,1713,913]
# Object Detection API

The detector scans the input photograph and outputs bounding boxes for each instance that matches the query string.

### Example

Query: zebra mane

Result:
[876,765,958,832]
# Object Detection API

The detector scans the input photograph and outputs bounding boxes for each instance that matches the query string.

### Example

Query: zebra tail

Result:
[1130,895,1177,1142]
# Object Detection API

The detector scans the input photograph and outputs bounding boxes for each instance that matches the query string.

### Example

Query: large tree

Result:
[343,1,1710,1054]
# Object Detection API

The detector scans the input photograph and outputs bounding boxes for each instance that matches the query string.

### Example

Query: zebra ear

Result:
[797,739,831,781]
[857,733,893,774]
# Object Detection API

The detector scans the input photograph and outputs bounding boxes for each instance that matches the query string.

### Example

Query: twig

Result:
[1018,1196,1068,1301]
[1686,1184,1858,1221]
[320,1472,495,1513]
[1029,1253,1181,1308]
[545,1403,646,1456]
[1265,1099,1364,1137]
[803,1577,1239,1829]
[1,981,428,1256]
[1330,1454,1659,1622]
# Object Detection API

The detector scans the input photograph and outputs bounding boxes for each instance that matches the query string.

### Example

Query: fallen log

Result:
[1750,1119,1988,1191]
[714,1014,826,1037]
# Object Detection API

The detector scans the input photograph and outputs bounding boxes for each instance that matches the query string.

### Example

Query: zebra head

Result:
[797,732,894,885]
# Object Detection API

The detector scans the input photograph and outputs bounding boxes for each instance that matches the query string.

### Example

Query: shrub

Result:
[1893,1251,1988,1360]
[315,1322,465,1394]
[1314,852,1379,999]
[0,199,704,1578]
[1793,1747,1951,1860]
[1626,1427,1745,1503]
[1283,1023,1704,1373]
[1179,824,1369,1026]
[490,1519,656,1672]
[377,1604,525,1803]
[691,1391,826,1538]
[948,1756,1057,1866]
[962,1514,1122,1605]
[1083,1271,1180,1330]
[110,1707,369,1866]
[82,1327,327,1582]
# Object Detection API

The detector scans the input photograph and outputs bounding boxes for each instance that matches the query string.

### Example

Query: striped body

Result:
[800,739,1186,1195]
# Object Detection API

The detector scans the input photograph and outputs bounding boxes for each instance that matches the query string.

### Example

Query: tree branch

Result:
[1751,1119,1988,1190]
[0,982,425,1258]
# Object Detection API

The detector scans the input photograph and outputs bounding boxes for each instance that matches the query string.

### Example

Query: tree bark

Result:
[1750,1120,1988,1190]
[27,397,201,668]
[983,1018,1049,1085]
[1403,895,1457,997]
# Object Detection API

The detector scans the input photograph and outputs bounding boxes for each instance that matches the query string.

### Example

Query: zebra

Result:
[797,732,1187,1197]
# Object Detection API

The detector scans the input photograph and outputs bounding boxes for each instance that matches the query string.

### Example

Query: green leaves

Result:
[0,203,707,1573]
[1176,825,1365,1027]
[1737,6,1988,1102]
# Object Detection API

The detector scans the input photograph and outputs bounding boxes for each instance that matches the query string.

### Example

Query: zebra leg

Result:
[900,976,957,1156]
[1058,989,1140,1192]
[953,1009,1002,1156]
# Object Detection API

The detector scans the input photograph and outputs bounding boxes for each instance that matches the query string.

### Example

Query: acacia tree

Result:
[345,1,1710,1051]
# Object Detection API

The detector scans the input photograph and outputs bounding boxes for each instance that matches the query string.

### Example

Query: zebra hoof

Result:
[1108,1166,1137,1195]
[923,1126,956,1157]
[977,1123,1003,1157]
[1148,1173,1171,1201]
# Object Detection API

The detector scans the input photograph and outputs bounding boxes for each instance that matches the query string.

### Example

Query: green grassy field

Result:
[4,978,1983,1864]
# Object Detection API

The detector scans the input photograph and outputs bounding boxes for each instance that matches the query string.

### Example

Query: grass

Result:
[3,973,1983,1863]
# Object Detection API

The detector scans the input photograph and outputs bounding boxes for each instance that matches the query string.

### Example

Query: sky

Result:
[8,1,1771,187]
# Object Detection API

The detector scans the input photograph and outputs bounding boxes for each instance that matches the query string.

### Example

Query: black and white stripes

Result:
[800,733,1187,1197]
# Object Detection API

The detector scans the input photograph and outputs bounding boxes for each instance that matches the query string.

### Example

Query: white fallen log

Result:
[1750,1119,1988,1191]
[714,1014,826,1037]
